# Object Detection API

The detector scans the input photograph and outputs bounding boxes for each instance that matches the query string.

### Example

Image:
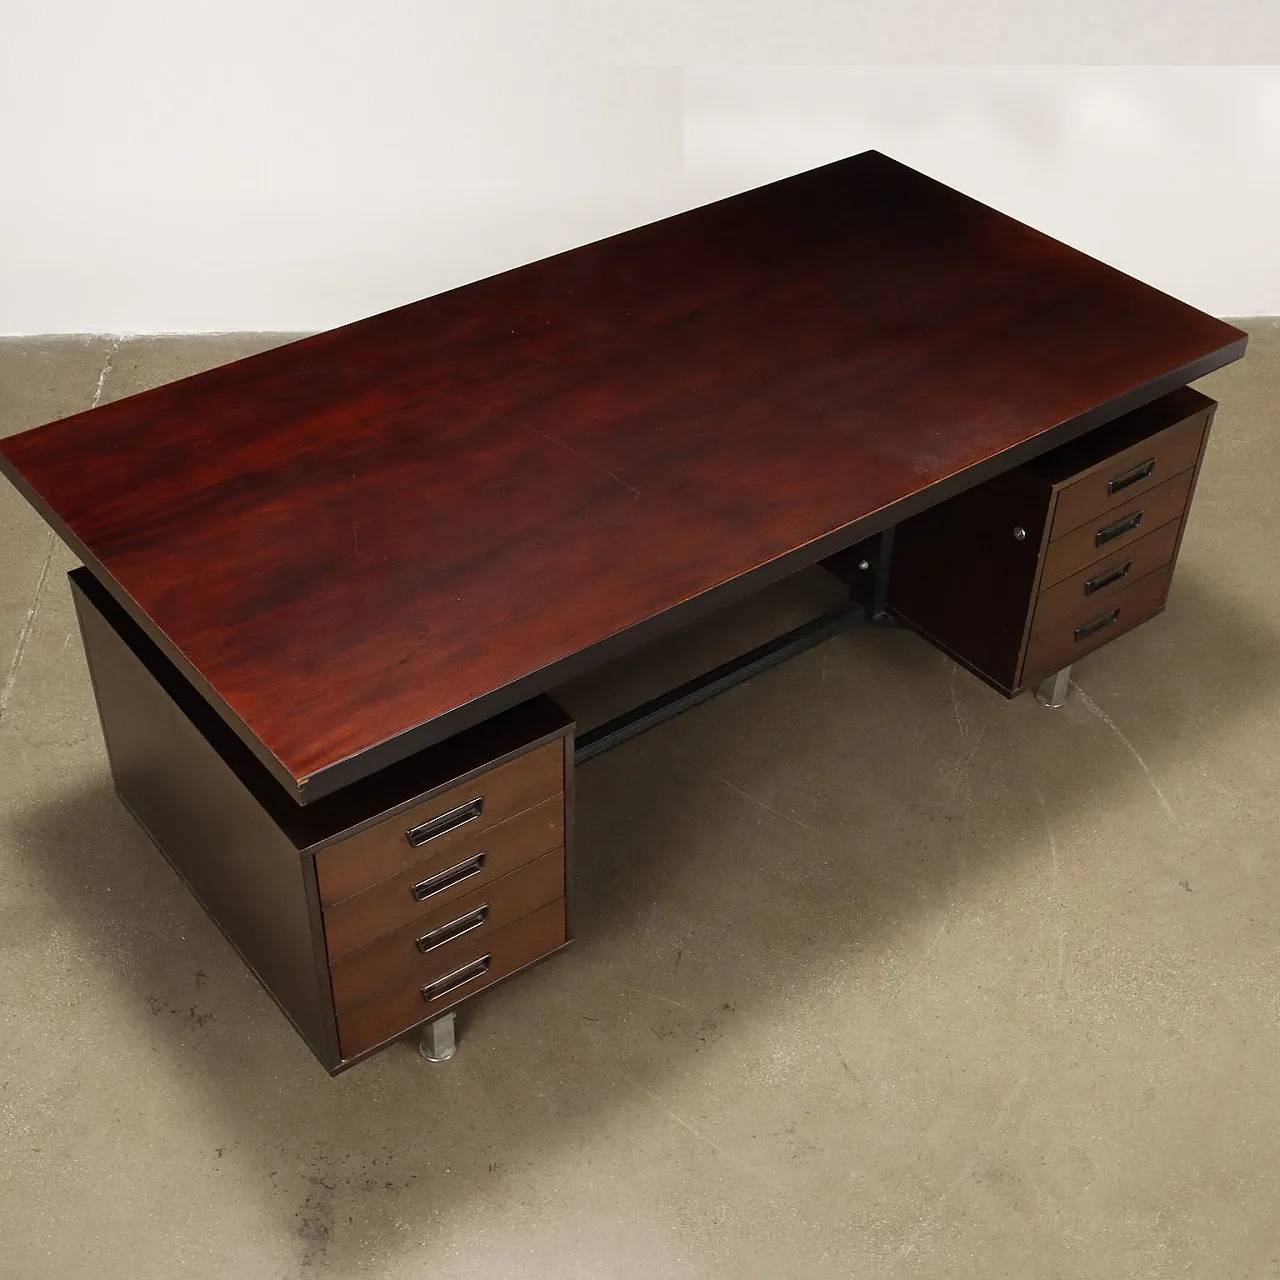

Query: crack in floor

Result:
[0,532,56,723]
[0,339,121,723]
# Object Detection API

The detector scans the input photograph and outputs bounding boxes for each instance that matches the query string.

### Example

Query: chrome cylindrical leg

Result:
[418,1012,457,1062]
[1034,666,1072,709]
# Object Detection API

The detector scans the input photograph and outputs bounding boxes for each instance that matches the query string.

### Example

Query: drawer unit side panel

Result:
[70,568,340,1069]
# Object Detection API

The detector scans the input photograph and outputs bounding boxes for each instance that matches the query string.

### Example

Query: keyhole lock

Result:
[1012,526,1027,541]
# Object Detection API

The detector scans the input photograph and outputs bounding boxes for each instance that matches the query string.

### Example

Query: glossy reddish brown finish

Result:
[887,386,1216,695]
[0,152,1247,799]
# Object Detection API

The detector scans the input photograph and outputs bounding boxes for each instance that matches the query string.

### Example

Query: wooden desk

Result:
[0,152,1247,1072]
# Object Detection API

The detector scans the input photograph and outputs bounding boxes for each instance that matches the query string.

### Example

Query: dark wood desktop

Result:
[0,152,1247,1072]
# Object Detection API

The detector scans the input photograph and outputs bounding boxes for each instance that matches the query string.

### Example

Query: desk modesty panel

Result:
[0,151,1246,803]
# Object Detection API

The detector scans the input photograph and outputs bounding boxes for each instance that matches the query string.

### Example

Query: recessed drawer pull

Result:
[1075,608,1121,642]
[1084,559,1132,596]
[416,906,490,954]
[1095,510,1143,547]
[422,955,491,1003]
[405,797,484,848]
[410,852,486,902]
[1107,457,1156,495]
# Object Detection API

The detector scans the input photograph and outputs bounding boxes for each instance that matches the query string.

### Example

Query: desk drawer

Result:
[1022,562,1174,686]
[1030,517,1182,638]
[316,740,563,905]
[1041,469,1194,588]
[1049,401,1208,538]
[329,848,565,1010]
[323,795,563,960]
[337,899,566,1059]
[887,386,1213,697]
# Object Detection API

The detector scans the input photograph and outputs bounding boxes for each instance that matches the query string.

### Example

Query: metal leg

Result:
[869,526,897,623]
[1034,666,1072,709]
[418,1012,456,1062]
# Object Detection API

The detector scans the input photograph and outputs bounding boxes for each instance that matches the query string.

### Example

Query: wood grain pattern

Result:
[887,386,1217,695]
[0,152,1246,799]
[336,900,567,1059]
[1047,404,1208,537]
[71,566,576,1073]
[1040,469,1195,587]
[328,848,565,1010]
[1021,562,1175,685]
[314,742,562,904]
[1030,517,1182,636]
[64,561,573,850]
[322,795,565,960]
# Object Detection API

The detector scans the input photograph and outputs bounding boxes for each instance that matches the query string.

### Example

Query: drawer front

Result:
[1041,469,1194,588]
[1030,517,1182,638]
[1021,563,1174,687]
[322,795,564,960]
[1049,402,1208,538]
[329,849,565,1010]
[316,740,563,905]
[337,899,566,1059]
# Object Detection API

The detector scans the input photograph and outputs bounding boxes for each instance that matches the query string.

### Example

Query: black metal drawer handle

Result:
[1107,457,1156,495]
[411,852,486,902]
[1084,559,1131,596]
[1095,510,1142,547]
[406,797,484,848]
[421,954,491,1003]
[416,905,490,954]
[1075,608,1121,642]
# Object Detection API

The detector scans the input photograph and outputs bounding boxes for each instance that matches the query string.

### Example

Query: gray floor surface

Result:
[1,323,1278,1278]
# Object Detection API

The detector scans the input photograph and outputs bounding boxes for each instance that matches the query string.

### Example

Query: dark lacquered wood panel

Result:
[69,569,340,1068]
[886,385,1215,696]
[886,466,1052,693]
[0,152,1247,798]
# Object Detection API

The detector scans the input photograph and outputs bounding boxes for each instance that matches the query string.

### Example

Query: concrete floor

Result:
[1,323,1278,1279]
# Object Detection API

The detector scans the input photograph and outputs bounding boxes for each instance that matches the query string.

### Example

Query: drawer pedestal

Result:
[70,569,574,1074]
[886,386,1216,696]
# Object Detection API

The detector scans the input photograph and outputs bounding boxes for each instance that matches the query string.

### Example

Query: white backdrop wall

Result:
[685,67,1280,320]
[1,2,1277,333]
